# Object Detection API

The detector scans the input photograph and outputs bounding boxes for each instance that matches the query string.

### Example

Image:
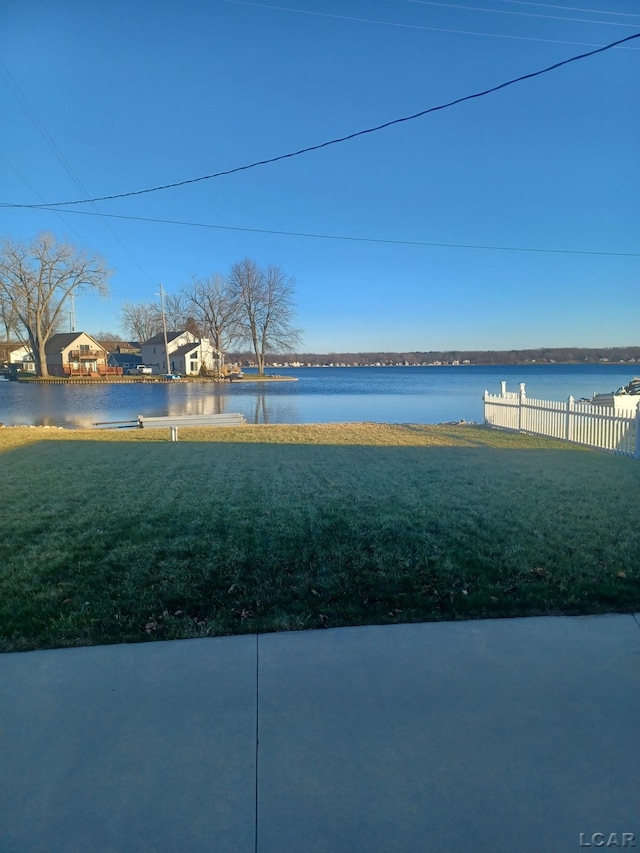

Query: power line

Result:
[225,0,640,47]
[0,58,154,281]
[0,151,88,246]
[4,31,638,210]
[496,0,640,18]
[6,204,638,257]
[398,0,639,27]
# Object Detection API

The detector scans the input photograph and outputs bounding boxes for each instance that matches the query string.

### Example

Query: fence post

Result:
[518,383,526,432]
[635,406,640,460]
[500,381,507,397]
[566,396,574,442]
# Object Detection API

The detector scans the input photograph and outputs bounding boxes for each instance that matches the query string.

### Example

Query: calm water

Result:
[0,364,637,428]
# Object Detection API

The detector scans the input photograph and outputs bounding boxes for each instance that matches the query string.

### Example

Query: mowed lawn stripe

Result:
[0,424,638,651]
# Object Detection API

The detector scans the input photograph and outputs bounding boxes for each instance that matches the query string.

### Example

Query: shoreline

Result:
[231,375,297,383]
[2,363,636,386]
[9,374,297,385]
[0,421,477,435]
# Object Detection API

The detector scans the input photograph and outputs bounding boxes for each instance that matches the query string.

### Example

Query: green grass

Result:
[0,423,638,652]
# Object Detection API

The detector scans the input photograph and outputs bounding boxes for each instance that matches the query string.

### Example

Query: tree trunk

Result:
[35,339,49,377]
[251,329,264,374]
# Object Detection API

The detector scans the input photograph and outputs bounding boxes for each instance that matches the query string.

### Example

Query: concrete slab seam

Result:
[255,632,260,853]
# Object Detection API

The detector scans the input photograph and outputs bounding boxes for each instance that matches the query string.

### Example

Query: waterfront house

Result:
[6,343,36,372]
[44,332,109,376]
[140,331,217,375]
[106,352,143,373]
[98,340,140,356]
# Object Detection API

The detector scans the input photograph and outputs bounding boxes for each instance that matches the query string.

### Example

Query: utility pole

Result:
[69,294,76,332]
[158,283,169,374]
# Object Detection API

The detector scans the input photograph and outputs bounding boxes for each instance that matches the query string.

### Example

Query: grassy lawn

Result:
[1,423,638,652]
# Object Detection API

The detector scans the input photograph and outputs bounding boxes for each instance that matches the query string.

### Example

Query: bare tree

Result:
[120,301,162,342]
[184,315,201,337]
[0,233,110,377]
[93,331,123,341]
[228,259,302,375]
[0,289,19,341]
[163,293,188,332]
[183,272,243,354]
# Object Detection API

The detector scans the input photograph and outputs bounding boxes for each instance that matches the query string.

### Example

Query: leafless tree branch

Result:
[228,258,302,375]
[0,233,110,376]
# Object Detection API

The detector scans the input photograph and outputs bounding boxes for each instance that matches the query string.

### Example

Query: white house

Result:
[140,331,217,375]
[8,344,36,372]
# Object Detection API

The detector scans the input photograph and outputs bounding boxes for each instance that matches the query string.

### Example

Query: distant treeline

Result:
[228,346,640,367]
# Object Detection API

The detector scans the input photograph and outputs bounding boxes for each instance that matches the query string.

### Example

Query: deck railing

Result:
[62,366,123,376]
[68,349,106,359]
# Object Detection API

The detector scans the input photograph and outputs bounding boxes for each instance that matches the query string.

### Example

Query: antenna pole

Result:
[69,294,76,332]
[159,284,169,374]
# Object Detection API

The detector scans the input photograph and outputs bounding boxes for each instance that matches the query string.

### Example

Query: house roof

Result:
[142,331,186,346]
[108,353,142,366]
[44,333,103,354]
[0,341,29,354]
[172,342,201,357]
[97,340,141,354]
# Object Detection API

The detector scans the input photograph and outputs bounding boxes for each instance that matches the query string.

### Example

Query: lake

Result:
[0,364,637,429]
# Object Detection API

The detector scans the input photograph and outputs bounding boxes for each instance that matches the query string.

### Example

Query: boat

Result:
[591,377,640,410]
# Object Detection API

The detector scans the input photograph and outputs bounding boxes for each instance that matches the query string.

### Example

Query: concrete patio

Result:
[1,614,639,852]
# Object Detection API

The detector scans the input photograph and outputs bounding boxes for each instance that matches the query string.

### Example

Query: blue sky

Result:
[1,0,638,352]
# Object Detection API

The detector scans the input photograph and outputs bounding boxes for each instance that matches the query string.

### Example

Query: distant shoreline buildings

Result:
[4,341,639,374]
[227,346,640,369]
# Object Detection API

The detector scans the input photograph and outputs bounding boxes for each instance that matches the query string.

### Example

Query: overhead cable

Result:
[226,0,640,35]
[5,205,638,257]
[399,0,640,27]
[0,58,154,280]
[3,31,638,210]
[496,1,640,17]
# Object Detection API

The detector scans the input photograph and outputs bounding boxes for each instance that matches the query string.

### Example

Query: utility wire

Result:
[5,204,638,257]
[0,58,153,281]
[497,0,640,17]
[3,31,638,211]
[398,0,640,27]
[0,151,89,246]
[224,0,640,48]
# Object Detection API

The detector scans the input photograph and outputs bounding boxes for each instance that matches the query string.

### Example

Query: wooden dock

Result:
[94,413,246,432]
[138,413,245,428]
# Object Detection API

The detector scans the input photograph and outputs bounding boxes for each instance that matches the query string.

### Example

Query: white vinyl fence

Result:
[484,382,640,459]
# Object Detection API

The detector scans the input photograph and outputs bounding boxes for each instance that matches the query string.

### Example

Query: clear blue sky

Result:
[1,0,638,352]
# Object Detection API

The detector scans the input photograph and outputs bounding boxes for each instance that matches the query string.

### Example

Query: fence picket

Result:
[484,383,639,459]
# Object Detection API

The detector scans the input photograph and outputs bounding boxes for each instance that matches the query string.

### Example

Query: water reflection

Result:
[0,381,305,427]
[165,387,228,417]
[247,393,299,425]
[0,365,634,428]
[254,393,268,425]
